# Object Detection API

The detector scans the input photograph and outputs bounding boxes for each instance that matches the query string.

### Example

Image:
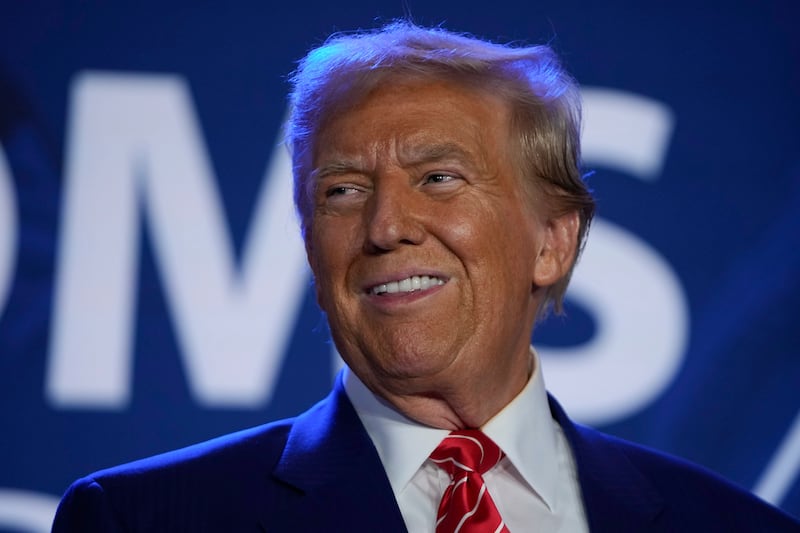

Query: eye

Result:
[424,173,458,185]
[318,182,368,211]
[325,185,359,197]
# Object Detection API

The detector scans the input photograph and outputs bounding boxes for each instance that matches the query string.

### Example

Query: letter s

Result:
[540,88,690,425]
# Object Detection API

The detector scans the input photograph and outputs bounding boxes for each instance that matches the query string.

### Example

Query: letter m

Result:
[46,72,308,408]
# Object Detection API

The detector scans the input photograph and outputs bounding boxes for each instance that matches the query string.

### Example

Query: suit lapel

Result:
[267,375,407,532]
[548,395,666,532]
[263,383,665,531]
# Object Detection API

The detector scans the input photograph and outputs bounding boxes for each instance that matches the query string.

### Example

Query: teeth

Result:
[371,275,444,295]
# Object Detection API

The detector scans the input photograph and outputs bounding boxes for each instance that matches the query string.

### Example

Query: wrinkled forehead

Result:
[311,78,513,173]
[293,70,530,231]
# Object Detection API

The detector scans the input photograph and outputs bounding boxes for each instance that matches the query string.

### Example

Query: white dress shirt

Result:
[343,348,590,532]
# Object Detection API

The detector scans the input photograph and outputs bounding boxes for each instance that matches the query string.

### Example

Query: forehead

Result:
[313,78,513,168]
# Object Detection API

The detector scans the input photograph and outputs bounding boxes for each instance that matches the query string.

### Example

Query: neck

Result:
[362,351,534,429]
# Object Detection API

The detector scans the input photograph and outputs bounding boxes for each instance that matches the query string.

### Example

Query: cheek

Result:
[445,206,525,262]
[310,221,360,294]
[458,209,540,288]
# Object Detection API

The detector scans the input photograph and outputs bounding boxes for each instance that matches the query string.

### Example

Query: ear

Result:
[532,210,580,287]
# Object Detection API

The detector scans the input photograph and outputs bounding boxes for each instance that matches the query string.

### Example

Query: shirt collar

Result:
[343,347,560,510]
[343,366,450,497]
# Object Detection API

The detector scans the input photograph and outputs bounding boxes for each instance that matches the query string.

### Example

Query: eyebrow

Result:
[398,141,472,167]
[311,141,476,181]
[311,160,363,181]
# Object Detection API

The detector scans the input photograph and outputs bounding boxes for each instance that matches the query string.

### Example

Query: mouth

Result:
[368,275,446,296]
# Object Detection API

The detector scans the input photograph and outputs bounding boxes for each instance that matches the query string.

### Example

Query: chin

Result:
[374,350,457,383]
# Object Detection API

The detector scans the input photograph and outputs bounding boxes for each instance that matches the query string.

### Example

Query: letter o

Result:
[0,488,59,533]
[0,144,18,319]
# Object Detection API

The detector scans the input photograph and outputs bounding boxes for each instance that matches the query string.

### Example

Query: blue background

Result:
[1,1,798,529]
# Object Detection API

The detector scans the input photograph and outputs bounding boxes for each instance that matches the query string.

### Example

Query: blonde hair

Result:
[287,21,595,315]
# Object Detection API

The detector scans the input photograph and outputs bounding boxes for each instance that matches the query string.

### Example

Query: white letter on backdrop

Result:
[47,72,308,408]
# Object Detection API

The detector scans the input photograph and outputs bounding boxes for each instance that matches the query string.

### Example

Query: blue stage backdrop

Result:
[1,1,798,530]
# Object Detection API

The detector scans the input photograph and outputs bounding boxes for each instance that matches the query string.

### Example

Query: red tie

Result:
[430,430,511,533]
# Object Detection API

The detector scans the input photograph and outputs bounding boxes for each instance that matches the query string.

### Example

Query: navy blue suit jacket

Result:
[53,376,800,532]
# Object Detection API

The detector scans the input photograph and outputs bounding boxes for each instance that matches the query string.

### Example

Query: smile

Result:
[369,275,445,295]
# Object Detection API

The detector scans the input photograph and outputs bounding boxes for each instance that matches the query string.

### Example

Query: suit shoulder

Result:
[574,423,800,529]
[586,427,747,494]
[92,417,294,485]
[53,418,298,532]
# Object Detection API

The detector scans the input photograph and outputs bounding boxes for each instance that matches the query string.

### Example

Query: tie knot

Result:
[430,430,504,476]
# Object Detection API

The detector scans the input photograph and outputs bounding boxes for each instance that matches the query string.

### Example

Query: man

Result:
[52,22,799,532]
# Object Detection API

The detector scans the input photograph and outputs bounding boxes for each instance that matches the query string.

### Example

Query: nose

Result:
[364,177,425,254]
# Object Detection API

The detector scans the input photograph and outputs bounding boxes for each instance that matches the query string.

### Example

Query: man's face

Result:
[306,79,573,417]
